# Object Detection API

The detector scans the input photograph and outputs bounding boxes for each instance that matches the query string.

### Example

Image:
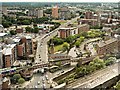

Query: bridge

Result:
[0,55,98,77]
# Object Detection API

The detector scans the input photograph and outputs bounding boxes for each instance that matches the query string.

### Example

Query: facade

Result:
[77,24,90,34]
[0,49,3,68]
[59,7,71,20]
[85,11,93,19]
[78,19,98,27]
[0,74,2,90]
[52,6,59,18]
[28,9,43,18]
[48,54,71,61]
[2,44,17,67]
[58,27,78,38]
[2,7,7,15]
[16,28,23,33]
[96,38,118,55]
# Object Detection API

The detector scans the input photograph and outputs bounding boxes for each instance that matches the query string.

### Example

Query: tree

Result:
[12,74,21,83]
[22,20,31,25]
[10,30,17,35]
[33,27,39,33]
[62,42,69,53]
[18,78,25,84]
[25,27,33,33]
[52,37,64,45]
[75,41,80,48]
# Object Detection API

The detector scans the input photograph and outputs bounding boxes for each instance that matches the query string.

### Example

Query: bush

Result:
[18,78,25,84]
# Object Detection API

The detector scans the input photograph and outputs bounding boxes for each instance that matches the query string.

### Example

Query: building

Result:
[85,11,93,19]
[2,77,10,89]
[77,24,90,34]
[48,54,71,61]
[59,7,71,20]
[0,74,2,90]
[2,7,7,15]
[78,19,98,27]
[0,24,4,33]
[16,28,23,33]
[28,9,43,18]
[2,44,17,68]
[96,38,118,55]
[52,6,59,18]
[58,27,78,38]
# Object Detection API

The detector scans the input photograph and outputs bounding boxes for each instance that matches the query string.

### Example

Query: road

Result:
[35,16,80,64]
[79,38,101,54]
[66,59,120,89]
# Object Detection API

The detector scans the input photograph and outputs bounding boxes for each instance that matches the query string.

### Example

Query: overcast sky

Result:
[1,0,119,2]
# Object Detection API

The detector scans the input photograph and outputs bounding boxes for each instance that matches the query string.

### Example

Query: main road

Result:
[35,16,80,64]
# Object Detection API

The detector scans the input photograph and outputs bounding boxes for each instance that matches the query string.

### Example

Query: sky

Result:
[1,0,120,2]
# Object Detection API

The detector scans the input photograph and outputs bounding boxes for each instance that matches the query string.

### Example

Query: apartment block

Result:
[77,24,90,34]
[2,44,17,68]
[96,38,118,55]
[58,27,78,38]
[52,6,59,18]
[28,9,43,18]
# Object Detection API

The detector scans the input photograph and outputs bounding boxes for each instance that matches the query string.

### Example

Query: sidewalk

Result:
[20,76,34,88]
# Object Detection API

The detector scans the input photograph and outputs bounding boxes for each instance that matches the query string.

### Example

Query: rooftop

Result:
[0,33,8,37]
[97,38,117,47]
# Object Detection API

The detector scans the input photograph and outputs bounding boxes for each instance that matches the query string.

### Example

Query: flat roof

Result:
[3,48,12,55]
[60,27,77,30]
[97,38,117,47]
[3,44,16,55]
[0,33,8,37]
[13,37,21,43]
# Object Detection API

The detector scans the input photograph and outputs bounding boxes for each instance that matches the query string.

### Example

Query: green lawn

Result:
[54,42,69,52]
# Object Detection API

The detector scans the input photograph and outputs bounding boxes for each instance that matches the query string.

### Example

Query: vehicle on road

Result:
[45,75,48,80]
[37,81,40,85]
[61,71,64,73]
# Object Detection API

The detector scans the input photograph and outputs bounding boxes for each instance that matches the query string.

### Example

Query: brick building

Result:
[2,44,17,67]
[77,24,90,34]
[78,19,98,27]
[96,38,118,55]
[52,6,59,18]
[58,27,78,38]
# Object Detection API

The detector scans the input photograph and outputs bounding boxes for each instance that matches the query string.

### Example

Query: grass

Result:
[54,42,69,52]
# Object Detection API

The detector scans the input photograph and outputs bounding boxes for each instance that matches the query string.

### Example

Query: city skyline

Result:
[1,0,119,2]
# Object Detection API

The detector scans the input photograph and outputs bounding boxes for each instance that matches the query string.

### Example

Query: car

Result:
[61,71,64,73]
[37,81,40,85]
[43,84,46,88]
[42,78,45,83]
[47,81,50,84]
[45,75,48,80]
[35,86,37,88]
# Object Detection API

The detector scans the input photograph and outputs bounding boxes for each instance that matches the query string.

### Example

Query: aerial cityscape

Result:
[0,1,120,89]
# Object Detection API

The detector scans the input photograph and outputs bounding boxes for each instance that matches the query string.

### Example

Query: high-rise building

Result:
[85,11,93,19]
[28,9,43,18]
[59,7,71,20]
[52,6,59,18]
[2,7,7,15]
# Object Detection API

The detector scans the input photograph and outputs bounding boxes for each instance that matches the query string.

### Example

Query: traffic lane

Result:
[27,73,50,88]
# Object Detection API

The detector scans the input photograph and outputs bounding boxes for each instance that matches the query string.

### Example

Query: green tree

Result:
[22,20,31,25]
[33,27,39,33]
[75,41,80,48]
[25,27,33,33]
[10,30,17,35]
[18,78,25,84]
[12,74,21,83]
[62,42,69,53]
